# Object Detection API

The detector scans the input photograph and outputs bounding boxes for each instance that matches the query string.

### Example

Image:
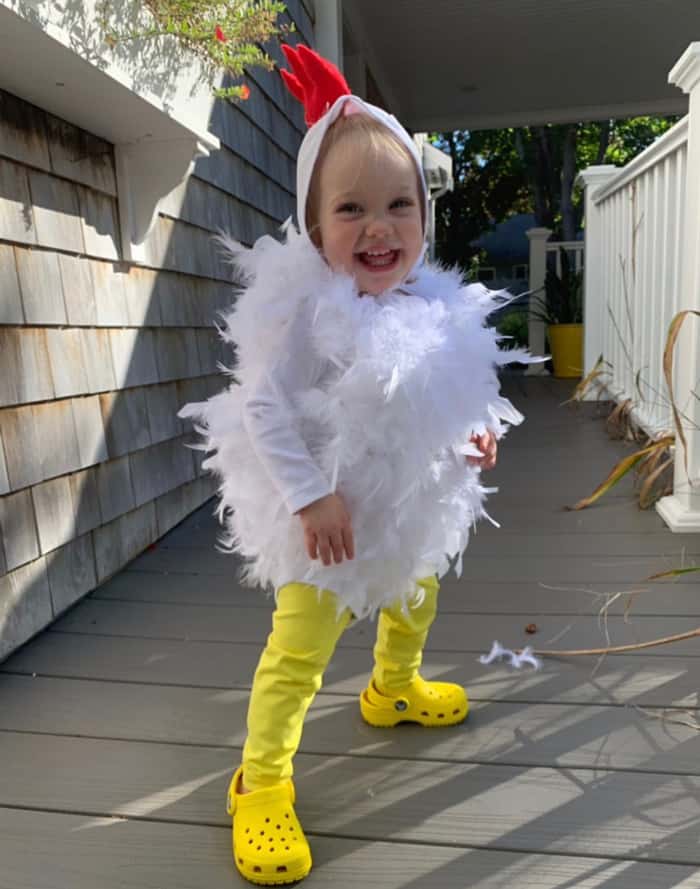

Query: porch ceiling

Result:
[343,0,698,131]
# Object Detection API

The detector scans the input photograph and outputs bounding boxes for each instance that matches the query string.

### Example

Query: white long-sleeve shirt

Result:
[242,305,333,515]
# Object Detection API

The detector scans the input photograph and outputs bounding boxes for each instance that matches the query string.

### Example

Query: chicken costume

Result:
[179,47,530,620]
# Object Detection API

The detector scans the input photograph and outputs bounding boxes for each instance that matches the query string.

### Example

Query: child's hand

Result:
[467,429,497,470]
[297,493,355,566]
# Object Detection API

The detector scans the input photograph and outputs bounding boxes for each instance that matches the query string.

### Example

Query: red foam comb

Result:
[280,43,351,127]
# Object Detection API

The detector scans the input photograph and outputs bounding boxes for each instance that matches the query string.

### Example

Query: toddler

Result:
[180,44,529,885]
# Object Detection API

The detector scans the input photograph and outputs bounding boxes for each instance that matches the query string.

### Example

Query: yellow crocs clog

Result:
[360,675,469,727]
[227,768,312,885]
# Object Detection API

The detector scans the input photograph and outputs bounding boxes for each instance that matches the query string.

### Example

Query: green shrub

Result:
[496,309,529,349]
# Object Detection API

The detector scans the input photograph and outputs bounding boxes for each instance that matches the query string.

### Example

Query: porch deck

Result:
[2,377,700,888]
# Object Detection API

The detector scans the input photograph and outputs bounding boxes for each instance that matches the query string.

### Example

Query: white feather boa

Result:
[180,228,531,618]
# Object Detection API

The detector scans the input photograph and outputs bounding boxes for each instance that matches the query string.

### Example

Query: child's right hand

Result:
[297,493,355,566]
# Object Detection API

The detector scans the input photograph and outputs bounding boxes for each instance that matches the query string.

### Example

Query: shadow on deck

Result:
[2,376,700,887]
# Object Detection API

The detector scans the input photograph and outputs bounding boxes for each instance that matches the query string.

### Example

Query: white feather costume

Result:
[179,226,530,619]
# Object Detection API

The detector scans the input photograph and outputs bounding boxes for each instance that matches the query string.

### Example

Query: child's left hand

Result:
[467,429,497,470]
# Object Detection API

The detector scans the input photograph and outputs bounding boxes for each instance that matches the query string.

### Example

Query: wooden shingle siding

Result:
[57,254,96,325]
[46,531,97,615]
[0,90,52,171]
[31,475,76,556]
[0,90,116,196]
[32,471,101,555]
[71,395,109,468]
[0,244,23,323]
[0,157,37,244]
[155,477,216,538]
[28,169,84,253]
[0,488,39,571]
[0,0,309,659]
[129,437,197,508]
[77,329,116,391]
[92,502,159,584]
[44,116,116,196]
[0,438,10,496]
[0,557,52,661]
[145,381,183,444]
[100,389,152,458]
[189,156,293,239]
[79,187,120,259]
[15,248,67,323]
[0,328,54,405]
[95,456,136,525]
[0,166,119,260]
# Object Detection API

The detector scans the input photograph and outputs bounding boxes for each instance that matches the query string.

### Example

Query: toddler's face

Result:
[315,138,424,295]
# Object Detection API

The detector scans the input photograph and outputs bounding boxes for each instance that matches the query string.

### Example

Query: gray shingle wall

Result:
[0,4,310,660]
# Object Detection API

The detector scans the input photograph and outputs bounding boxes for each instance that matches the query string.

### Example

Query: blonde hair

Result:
[305,113,426,246]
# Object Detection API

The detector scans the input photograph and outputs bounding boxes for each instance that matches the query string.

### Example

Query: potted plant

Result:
[532,246,584,378]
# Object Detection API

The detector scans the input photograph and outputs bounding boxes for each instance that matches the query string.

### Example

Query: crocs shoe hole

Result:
[248,840,253,845]
[253,866,261,873]
[256,846,261,851]
[276,824,281,830]
[421,710,429,716]
[238,858,244,865]
[277,866,288,873]
[265,817,270,823]
[260,830,265,835]
[285,813,290,819]
[285,846,290,851]
[453,708,460,715]
[438,713,445,718]
[245,828,250,833]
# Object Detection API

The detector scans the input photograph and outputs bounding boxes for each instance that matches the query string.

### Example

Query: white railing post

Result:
[657,43,700,532]
[526,227,552,372]
[577,166,618,391]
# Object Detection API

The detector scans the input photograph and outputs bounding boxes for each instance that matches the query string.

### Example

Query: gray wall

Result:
[0,0,314,660]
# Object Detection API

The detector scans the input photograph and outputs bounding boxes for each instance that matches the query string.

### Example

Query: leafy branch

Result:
[99,1,289,99]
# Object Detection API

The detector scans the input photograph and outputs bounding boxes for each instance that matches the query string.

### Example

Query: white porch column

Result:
[313,0,343,68]
[657,43,700,532]
[526,227,552,373]
[577,166,617,391]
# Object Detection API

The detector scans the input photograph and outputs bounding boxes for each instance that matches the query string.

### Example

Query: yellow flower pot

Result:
[547,323,583,378]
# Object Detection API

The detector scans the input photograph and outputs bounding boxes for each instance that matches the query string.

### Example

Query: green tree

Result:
[433,116,680,268]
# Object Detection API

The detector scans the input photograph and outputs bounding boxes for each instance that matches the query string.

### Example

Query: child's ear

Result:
[309,224,323,250]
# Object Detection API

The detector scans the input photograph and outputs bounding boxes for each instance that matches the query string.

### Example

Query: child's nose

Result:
[365,213,392,237]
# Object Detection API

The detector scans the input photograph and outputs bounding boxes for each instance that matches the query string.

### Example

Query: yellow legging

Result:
[242,576,439,790]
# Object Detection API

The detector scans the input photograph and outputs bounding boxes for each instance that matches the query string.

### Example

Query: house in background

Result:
[470,213,537,291]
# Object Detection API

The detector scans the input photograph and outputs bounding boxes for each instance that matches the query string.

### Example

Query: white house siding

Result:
[0,0,314,659]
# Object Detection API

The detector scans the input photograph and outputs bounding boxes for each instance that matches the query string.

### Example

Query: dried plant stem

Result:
[526,625,700,657]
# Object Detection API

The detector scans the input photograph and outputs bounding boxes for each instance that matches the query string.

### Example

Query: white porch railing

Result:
[578,42,700,532]
[526,232,584,371]
[580,118,688,436]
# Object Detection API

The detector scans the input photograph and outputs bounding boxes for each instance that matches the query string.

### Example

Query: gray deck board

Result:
[1,677,700,773]
[49,597,700,656]
[92,569,700,617]
[6,811,700,889]
[2,377,700,887]
[4,632,700,707]
[3,731,700,864]
[126,543,698,581]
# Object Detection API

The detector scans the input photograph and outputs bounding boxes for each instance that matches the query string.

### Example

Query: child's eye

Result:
[337,202,361,214]
[391,198,414,209]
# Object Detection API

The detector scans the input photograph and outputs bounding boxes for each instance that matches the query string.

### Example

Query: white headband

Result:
[295,94,429,243]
